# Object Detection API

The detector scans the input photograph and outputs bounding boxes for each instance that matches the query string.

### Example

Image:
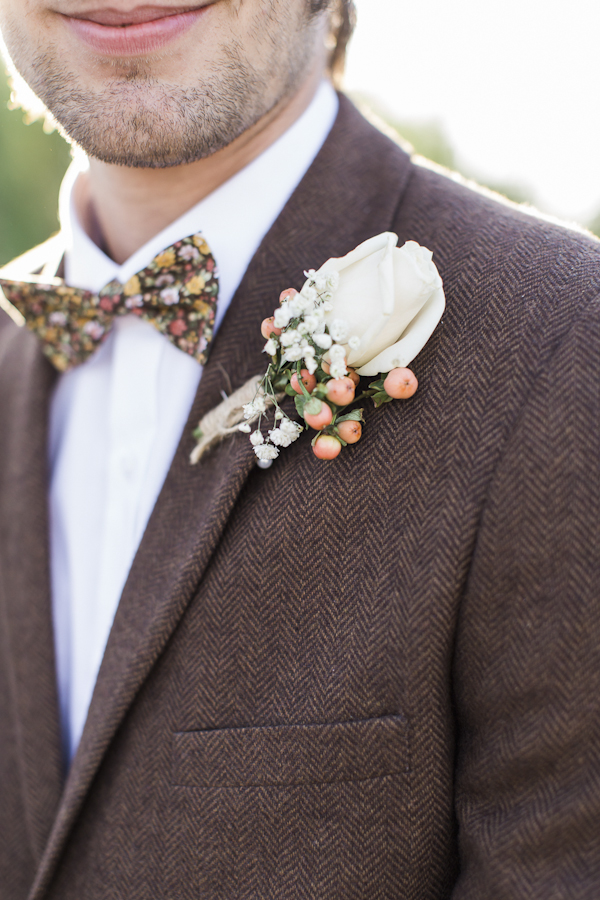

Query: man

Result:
[0,1,598,897]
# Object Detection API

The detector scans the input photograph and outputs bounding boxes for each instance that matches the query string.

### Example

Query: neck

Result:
[75,68,327,265]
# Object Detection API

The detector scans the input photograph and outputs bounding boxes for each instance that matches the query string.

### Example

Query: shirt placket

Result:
[92,319,162,691]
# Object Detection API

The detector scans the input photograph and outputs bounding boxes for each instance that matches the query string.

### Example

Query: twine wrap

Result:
[190,374,283,464]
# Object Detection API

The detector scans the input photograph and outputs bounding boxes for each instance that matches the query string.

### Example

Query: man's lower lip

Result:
[63,8,208,56]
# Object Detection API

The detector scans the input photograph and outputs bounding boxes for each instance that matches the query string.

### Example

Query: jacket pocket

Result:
[165,716,411,900]
[171,714,408,788]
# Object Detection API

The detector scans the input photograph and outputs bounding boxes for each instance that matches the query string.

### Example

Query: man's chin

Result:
[46,86,259,169]
[3,0,318,169]
[59,118,234,170]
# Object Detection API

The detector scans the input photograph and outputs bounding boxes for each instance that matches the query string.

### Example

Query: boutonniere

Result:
[191,232,445,466]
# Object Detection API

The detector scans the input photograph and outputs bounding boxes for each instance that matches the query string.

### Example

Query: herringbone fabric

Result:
[1,95,599,900]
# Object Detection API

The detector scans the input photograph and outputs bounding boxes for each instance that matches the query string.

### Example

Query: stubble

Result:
[1,1,323,168]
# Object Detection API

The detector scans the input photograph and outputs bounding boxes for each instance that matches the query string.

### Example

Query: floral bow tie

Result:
[0,233,219,372]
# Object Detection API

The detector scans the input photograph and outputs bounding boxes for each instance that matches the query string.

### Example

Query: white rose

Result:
[316,232,445,376]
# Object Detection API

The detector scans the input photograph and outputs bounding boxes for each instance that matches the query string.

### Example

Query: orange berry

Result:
[326,376,356,406]
[337,420,362,444]
[347,368,360,387]
[291,370,317,394]
[303,400,333,430]
[260,316,282,340]
[279,288,298,305]
[383,367,418,400]
[313,435,342,460]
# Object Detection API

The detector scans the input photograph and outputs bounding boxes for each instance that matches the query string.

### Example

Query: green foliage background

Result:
[0,79,598,268]
[0,79,71,266]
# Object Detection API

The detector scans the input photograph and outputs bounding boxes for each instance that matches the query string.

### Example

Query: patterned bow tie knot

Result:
[0,233,219,372]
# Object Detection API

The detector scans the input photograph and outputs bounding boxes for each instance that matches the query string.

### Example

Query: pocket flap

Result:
[172,715,408,788]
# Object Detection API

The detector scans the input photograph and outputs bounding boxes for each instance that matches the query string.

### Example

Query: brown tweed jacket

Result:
[1,95,600,900]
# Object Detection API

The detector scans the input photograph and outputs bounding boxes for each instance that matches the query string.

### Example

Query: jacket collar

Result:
[2,94,413,898]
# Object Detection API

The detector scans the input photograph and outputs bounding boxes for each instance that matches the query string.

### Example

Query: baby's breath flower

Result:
[280,329,300,347]
[254,395,267,413]
[250,430,264,446]
[313,333,332,350]
[311,273,329,292]
[283,345,303,362]
[294,294,315,314]
[274,409,284,420]
[348,335,361,350]
[330,361,348,379]
[274,306,291,329]
[280,418,302,438]
[302,315,320,334]
[268,428,290,447]
[329,344,346,360]
[238,423,251,433]
[300,285,317,304]
[305,357,318,375]
[242,402,255,419]
[269,417,302,447]
[263,338,278,355]
[329,319,350,343]
[254,443,279,461]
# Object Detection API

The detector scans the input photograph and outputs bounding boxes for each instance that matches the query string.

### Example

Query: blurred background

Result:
[1,0,599,266]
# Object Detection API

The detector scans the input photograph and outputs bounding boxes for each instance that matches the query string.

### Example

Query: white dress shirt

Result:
[49,81,339,763]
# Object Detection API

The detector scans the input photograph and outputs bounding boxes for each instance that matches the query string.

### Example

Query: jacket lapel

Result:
[0,320,63,866]
[27,95,414,898]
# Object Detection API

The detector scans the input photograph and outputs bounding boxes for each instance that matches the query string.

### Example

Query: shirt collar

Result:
[60,80,339,327]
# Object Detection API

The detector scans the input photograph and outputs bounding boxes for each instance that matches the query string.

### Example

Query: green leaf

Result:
[369,378,385,392]
[372,391,393,407]
[294,394,306,417]
[336,408,364,424]
[303,397,323,416]
[285,384,297,397]
[192,427,203,441]
[272,374,290,391]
